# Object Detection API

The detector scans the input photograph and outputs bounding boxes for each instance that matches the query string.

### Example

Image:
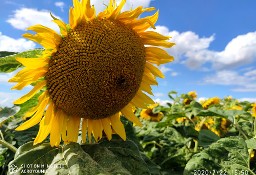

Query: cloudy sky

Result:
[0,0,256,107]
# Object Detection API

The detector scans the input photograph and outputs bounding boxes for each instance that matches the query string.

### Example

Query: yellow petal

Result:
[140,31,170,40]
[33,116,53,145]
[110,0,126,19]
[16,57,49,69]
[133,11,159,32]
[110,113,126,140]
[101,118,112,140]
[44,101,54,124]
[16,97,49,131]
[27,24,59,38]
[91,119,103,142]
[145,62,165,78]
[14,81,46,104]
[87,119,93,143]
[61,113,68,143]
[135,91,155,105]
[82,119,88,143]
[131,93,148,109]
[71,117,80,142]
[143,39,175,48]
[50,110,61,147]
[69,8,75,29]
[52,19,68,36]
[142,71,158,85]
[10,68,46,83]
[23,91,47,119]
[139,82,153,95]
[121,104,142,126]
[11,81,33,90]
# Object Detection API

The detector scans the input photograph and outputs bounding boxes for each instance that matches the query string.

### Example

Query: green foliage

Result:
[8,140,160,175]
[0,90,256,174]
[136,91,256,174]
[0,49,43,73]
[184,137,252,175]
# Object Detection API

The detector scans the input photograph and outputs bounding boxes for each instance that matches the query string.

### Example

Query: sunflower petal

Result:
[87,119,93,143]
[33,116,53,145]
[101,118,112,140]
[91,119,103,142]
[50,110,61,147]
[16,97,49,131]
[145,62,165,78]
[16,57,49,69]
[110,113,126,140]
[121,104,142,126]
[82,119,88,143]
[14,81,46,104]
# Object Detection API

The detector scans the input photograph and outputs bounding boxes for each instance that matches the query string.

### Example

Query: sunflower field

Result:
[1,49,256,175]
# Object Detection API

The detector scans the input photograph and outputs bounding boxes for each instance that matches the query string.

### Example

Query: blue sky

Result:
[0,0,256,107]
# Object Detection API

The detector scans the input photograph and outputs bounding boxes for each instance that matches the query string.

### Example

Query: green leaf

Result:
[0,49,43,73]
[8,140,159,175]
[198,129,220,147]
[0,107,17,126]
[184,136,252,175]
[0,51,17,58]
[0,147,8,167]
[246,138,256,149]
[168,91,177,100]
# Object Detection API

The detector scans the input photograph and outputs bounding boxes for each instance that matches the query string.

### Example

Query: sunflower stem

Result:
[0,140,17,153]
[254,117,256,137]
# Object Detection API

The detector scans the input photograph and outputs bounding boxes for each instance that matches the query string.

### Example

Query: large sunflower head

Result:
[9,0,174,146]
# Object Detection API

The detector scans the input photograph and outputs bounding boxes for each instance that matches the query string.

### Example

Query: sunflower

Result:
[195,117,231,136]
[202,97,220,109]
[183,91,197,105]
[9,0,174,146]
[140,104,163,122]
[252,103,256,117]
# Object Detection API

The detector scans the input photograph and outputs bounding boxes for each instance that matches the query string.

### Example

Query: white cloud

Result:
[0,71,17,83]
[197,97,207,102]
[154,92,164,98]
[171,72,178,77]
[7,8,62,32]
[159,65,179,77]
[0,32,35,52]
[214,32,256,69]
[55,1,65,12]
[160,65,171,74]
[154,98,172,106]
[154,26,256,70]
[91,0,151,13]
[203,70,256,92]
[0,92,19,107]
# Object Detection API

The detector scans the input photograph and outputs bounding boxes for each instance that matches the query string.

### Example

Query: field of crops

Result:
[1,82,256,174]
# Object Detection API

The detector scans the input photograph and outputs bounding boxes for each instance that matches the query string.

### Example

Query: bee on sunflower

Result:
[9,0,174,146]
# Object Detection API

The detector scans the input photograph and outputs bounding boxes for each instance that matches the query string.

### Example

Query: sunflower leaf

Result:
[0,49,43,73]
[184,136,250,175]
[8,140,159,175]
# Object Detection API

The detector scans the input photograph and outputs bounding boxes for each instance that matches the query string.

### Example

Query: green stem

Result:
[0,140,17,153]
[254,117,256,137]
[194,139,198,152]
[235,125,249,140]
